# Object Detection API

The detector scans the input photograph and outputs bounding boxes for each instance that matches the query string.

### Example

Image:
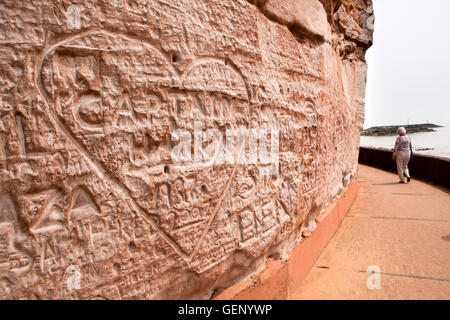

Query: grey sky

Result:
[364,0,450,128]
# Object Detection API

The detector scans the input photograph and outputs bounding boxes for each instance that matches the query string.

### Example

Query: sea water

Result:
[360,124,450,160]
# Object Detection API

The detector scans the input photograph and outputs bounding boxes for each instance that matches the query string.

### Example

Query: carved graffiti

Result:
[0,0,374,298]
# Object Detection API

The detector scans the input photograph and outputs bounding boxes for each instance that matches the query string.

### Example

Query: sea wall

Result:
[359,147,450,190]
[0,0,373,299]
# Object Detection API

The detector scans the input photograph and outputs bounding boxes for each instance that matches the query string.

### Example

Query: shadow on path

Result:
[372,182,401,186]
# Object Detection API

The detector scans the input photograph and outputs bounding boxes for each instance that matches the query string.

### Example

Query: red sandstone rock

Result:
[0,0,373,299]
[265,0,331,41]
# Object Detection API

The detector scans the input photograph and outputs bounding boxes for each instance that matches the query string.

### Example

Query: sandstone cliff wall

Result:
[0,0,373,299]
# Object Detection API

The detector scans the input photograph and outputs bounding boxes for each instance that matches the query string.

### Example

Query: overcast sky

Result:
[364,0,450,128]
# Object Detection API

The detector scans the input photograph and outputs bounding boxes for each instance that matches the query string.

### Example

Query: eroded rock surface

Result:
[0,0,373,299]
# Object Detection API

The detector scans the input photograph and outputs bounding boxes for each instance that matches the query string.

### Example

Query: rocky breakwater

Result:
[0,0,373,299]
[362,124,442,136]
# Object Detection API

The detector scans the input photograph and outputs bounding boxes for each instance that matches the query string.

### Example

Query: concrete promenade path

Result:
[292,164,450,299]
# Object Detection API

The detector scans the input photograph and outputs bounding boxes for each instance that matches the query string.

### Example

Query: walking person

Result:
[392,127,412,184]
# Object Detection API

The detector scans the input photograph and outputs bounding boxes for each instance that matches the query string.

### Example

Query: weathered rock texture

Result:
[0,0,373,299]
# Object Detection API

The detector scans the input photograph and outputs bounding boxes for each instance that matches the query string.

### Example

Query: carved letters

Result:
[0,0,371,299]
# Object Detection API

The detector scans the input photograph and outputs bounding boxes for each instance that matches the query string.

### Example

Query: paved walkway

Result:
[293,164,450,299]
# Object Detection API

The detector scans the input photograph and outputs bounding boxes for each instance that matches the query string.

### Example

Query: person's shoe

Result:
[399,181,406,184]
[407,177,411,183]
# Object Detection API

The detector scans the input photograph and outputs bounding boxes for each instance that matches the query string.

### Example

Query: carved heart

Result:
[36,30,257,264]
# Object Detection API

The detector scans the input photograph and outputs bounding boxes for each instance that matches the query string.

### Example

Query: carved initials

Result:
[27,190,64,234]
[69,187,100,221]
